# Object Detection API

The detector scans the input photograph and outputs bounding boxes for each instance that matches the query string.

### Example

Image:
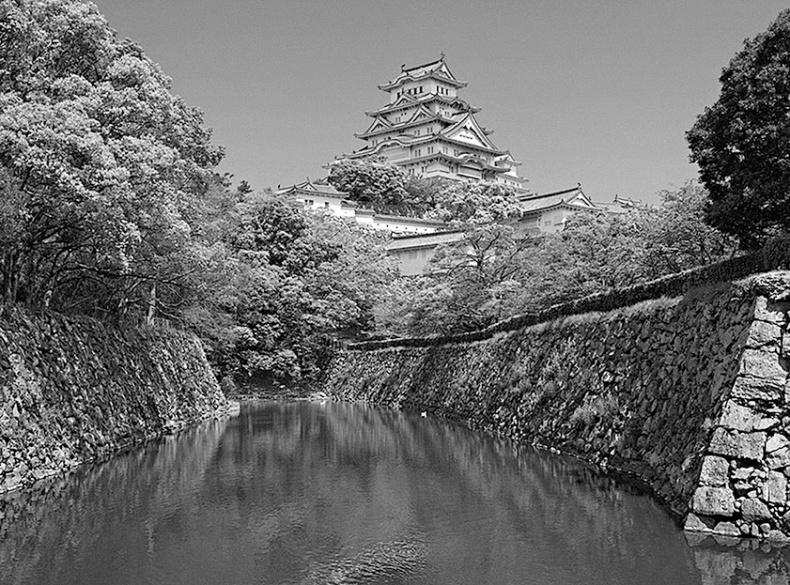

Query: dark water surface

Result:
[1,401,788,585]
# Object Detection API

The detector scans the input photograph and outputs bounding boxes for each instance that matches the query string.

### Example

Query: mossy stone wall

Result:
[0,309,230,493]
[324,272,790,540]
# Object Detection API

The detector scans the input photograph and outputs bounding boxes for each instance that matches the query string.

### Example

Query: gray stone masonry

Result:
[0,309,232,493]
[323,271,790,541]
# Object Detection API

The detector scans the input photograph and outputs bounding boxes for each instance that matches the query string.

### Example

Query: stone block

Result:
[732,467,754,481]
[762,471,787,504]
[684,512,711,533]
[699,456,729,487]
[766,434,790,454]
[755,417,780,431]
[709,428,765,461]
[741,497,772,523]
[746,321,782,349]
[718,402,762,432]
[754,296,787,326]
[713,521,741,537]
[731,375,785,403]
[739,349,787,380]
[692,486,735,517]
[768,447,790,470]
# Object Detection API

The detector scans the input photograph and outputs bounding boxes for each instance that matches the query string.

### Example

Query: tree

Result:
[376,183,737,336]
[197,193,397,386]
[426,181,523,225]
[0,0,222,317]
[643,182,737,272]
[327,157,409,210]
[392,225,534,335]
[687,9,790,247]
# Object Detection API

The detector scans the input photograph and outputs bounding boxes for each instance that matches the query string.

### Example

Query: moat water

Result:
[0,401,788,584]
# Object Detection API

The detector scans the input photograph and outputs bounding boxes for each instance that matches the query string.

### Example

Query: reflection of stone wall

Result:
[0,416,229,584]
[687,531,790,584]
[0,308,231,493]
[324,272,790,540]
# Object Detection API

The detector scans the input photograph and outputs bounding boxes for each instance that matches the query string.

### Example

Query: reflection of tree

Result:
[4,402,790,584]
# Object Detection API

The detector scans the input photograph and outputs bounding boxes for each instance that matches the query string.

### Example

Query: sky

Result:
[93,0,790,204]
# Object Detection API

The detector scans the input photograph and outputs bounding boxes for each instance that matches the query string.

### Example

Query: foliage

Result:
[192,193,397,385]
[644,183,738,271]
[378,182,737,336]
[400,224,532,334]
[570,392,620,430]
[687,8,790,247]
[327,157,410,211]
[0,0,222,318]
[327,157,521,223]
[0,1,396,389]
[426,181,523,225]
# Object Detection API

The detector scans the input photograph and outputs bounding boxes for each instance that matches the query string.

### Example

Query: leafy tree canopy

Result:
[687,8,790,247]
[327,157,522,224]
[377,183,737,336]
[194,193,397,386]
[426,181,523,226]
[327,157,409,210]
[0,0,222,315]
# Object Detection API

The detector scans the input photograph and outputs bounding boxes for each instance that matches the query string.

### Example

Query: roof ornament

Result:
[440,51,446,60]
[401,63,406,71]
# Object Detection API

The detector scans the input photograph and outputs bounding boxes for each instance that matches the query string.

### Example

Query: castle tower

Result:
[338,56,526,188]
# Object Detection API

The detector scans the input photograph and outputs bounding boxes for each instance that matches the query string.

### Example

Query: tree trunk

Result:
[146,282,156,326]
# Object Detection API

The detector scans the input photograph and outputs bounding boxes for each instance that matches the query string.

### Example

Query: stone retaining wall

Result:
[323,271,790,540]
[0,308,232,493]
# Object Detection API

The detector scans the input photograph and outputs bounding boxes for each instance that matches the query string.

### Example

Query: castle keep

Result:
[339,56,525,188]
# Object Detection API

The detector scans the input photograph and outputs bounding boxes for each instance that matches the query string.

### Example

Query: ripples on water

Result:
[1,401,790,584]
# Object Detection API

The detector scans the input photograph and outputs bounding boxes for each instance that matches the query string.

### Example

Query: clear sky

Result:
[93,0,788,203]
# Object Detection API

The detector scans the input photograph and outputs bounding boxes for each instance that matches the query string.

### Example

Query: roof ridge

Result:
[401,54,445,73]
[519,186,581,200]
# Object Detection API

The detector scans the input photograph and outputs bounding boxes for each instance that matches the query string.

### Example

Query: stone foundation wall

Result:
[0,308,232,493]
[323,271,790,540]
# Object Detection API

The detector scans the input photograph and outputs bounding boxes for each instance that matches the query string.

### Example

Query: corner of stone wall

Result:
[686,273,790,541]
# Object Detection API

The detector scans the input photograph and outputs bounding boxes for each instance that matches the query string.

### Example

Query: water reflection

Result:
[0,401,788,584]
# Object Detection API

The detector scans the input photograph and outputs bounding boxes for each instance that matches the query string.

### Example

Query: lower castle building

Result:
[279,180,617,275]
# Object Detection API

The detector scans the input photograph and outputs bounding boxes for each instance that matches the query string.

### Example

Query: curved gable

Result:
[442,114,498,149]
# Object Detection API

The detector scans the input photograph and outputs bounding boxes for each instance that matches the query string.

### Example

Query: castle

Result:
[279,57,626,275]
[338,55,525,189]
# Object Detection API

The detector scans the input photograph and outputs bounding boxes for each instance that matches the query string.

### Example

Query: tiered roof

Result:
[339,55,523,184]
[378,56,467,91]
[365,94,481,117]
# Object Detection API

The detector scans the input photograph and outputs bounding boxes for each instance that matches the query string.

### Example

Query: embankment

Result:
[323,269,790,540]
[0,308,231,493]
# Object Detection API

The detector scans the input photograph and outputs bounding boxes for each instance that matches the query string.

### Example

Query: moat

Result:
[0,401,786,585]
